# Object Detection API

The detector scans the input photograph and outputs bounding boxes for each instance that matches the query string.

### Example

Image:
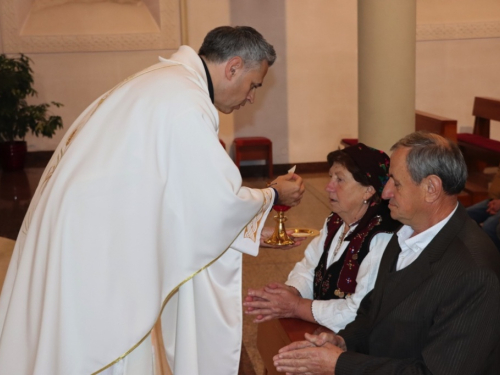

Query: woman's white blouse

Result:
[286,217,394,333]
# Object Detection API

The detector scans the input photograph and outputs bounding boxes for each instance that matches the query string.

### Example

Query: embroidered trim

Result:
[335,215,382,296]
[92,246,229,374]
[313,213,383,299]
[244,189,273,242]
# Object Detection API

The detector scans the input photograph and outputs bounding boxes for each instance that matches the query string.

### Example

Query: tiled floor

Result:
[0,167,332,374]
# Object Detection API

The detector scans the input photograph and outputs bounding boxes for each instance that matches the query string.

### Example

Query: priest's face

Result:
[215,60,269,114]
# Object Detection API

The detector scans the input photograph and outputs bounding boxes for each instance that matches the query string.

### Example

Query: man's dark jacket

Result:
[336,204,500,374]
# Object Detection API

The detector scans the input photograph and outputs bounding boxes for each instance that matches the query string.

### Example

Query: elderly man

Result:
[274,132,500,374]
[0,26,304,375]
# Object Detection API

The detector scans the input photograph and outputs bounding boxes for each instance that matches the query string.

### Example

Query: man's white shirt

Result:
[396,204,458,271]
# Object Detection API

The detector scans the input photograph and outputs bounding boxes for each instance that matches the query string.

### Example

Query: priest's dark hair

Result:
[199,26,276,70]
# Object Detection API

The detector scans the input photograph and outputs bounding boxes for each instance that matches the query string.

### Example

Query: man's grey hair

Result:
[391,131,467,195]
[198,26,276,70]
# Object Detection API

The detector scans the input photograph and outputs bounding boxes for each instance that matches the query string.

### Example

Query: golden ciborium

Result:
[264,205,295,246]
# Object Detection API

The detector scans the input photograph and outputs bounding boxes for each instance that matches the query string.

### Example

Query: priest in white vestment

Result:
[0,26,304,375]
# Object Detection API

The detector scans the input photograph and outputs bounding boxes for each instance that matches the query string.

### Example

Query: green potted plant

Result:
[0,54,63,171]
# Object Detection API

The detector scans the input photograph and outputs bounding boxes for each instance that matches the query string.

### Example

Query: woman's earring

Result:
[363,199,368,204]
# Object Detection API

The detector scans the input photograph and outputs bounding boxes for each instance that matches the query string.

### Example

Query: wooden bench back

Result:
[341,111,457,148]
[415,110,457,142]
[473,97,500,138]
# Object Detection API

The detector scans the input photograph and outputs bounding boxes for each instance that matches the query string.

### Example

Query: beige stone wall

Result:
[416,38,500,136]
[191,0,357,165]
[286,0,357,163]
[416,0,500,140]
[21,51,176,151]
[1,0,500,159]
[0,0,181,151]
[418,0,500,23]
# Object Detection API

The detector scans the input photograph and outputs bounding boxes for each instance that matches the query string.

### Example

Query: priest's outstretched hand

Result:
[270,172,305,207]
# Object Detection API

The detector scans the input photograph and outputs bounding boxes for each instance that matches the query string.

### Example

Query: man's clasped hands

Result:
[273,331,345,374]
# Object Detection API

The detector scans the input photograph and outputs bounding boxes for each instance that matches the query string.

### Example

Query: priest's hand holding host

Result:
[269,172,305,207]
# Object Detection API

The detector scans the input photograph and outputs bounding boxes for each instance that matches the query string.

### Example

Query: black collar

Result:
[199,55,214,104]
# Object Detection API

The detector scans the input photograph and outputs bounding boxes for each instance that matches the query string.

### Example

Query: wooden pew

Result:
[457,97,500,173]
[415,110,457,142]
[341,110,457,147]
[257,318,322,375]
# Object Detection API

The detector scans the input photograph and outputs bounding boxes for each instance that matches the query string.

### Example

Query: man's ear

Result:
[424,175,443,203]
[224,56,243,80]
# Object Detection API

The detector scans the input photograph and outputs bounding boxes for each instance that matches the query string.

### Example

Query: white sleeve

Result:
[285,218,329,299]
[230,188,274,256]
[311,232,393,332]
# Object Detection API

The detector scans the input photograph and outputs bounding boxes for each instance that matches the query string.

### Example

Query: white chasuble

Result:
[0,46,273,375]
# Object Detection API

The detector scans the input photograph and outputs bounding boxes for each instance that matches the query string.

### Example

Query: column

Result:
[358,0,416,152]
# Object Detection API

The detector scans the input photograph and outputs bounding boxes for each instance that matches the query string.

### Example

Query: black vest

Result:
[313,203,401,300]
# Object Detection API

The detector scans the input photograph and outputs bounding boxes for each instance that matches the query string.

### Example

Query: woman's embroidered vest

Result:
[313,203,400,300]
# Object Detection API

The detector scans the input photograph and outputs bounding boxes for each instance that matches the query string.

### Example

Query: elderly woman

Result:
[244,143,401,333]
